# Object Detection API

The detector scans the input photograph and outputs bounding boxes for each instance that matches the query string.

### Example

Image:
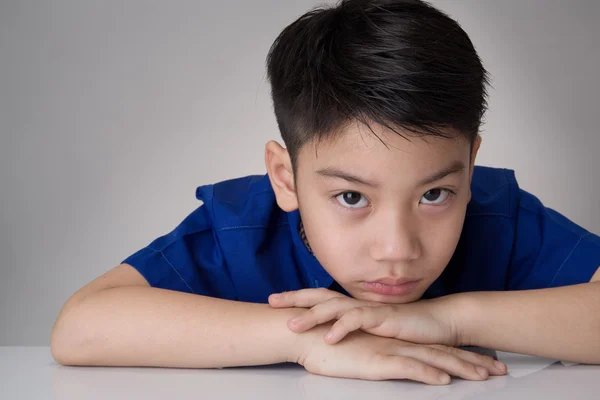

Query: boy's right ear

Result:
[264,141,299,212]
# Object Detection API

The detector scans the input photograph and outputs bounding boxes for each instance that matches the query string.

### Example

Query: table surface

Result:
[2,347,599,400]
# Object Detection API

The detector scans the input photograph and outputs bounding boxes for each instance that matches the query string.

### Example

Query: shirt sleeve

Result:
[507,188,600,290]
[120,204,236,298]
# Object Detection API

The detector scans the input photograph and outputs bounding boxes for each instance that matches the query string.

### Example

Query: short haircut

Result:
[266,0,490,169]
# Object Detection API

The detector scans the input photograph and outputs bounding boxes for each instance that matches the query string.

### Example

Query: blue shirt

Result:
[121,166,600,301]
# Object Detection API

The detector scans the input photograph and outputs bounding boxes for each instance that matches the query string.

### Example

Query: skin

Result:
[265,120,482,304]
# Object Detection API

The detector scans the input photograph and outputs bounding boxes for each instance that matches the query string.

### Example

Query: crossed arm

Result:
[270,266,600,364]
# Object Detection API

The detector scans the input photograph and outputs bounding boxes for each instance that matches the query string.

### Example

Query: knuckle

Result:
[434,344,455,355]
[439,344,465,357]
[426,344,444,352]
[308,307,325,320]
[393,355,440,382]
[436,344,453,353]
[425,347,443,359]
[342,309,363,323]
[351,307,366,316]
[278,293,289,302]
[328,297,346,306]
[458,358,477,372]
[306,308,318,318]
[423,365,441,379]
[336,315,357,331]
[311,309,329,323]
[462,349,491,364]
[477,354,494,364]
[368,354,391,380]
[397,357,420,372]
[337,314,352,327]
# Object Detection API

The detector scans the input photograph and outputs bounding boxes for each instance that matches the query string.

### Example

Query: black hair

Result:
[266,0,490,169]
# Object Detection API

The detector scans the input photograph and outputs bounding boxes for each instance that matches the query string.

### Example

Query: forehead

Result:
[297,121,470,174]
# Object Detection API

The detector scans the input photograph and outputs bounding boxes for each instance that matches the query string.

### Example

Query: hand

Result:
[269,288,458,346]
[270,287,385,339]
[293,323,505,384]
[272,289,507,377]
[269,287,372,306]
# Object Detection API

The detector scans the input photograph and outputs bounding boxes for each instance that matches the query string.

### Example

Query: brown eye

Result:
[424,189,442,202]
[343,192,361,205]
[336,191,369,209]
[421,188,451,205]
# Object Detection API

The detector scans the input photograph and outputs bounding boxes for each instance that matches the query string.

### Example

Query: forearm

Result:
[51,286,304,368]
[453,282,600,363]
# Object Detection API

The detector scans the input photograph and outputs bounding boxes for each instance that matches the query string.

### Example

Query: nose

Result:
[369,213,422,262]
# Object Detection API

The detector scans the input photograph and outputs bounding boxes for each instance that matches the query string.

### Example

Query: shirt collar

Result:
[298,219,313,253]
[287,209,334,289]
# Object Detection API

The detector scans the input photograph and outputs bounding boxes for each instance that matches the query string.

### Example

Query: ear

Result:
[264,140,298,212]
[469,135,482,180]
[468,135,482,202]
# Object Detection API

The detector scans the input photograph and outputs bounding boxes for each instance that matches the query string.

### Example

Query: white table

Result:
[2,347,599,399]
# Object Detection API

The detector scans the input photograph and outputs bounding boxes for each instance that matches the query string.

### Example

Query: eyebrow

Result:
[315,160,466,188]
[417,161,466,186]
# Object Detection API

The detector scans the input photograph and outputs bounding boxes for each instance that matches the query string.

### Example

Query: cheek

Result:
[424,206,467,267]
[302,208,365,278]
[307,215,358,258]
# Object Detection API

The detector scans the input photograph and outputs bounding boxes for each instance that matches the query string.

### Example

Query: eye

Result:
[420,188,454,205]
[335,191,370,209]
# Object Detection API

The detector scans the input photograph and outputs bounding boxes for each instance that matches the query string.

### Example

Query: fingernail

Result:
[476,366,488,379]
[290,317,300,325]
[324,332,333,341]
[439,373,451,384]
[494,361,506,372]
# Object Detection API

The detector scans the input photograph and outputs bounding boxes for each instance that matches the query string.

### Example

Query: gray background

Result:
[1,0,598,345]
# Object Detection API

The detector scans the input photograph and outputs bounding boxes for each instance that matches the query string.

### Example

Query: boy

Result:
[51,0,600,385]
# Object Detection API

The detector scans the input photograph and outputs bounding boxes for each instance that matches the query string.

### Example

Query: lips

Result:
[363,277,422,296]
[370,277,421,286]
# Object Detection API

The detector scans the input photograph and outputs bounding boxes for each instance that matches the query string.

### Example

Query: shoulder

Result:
[140,173,283,255]
[192,174,305,301]
[121,173,297,298]
[469,165,591,238]
[467,165,519,219]
[457,165,600,290]
[195,173,287,230]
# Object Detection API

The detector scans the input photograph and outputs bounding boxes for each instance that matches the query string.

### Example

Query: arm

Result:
[273,269,600,365]
[51,264,305,368]
[456,268,600,364]
[51,264,504,384]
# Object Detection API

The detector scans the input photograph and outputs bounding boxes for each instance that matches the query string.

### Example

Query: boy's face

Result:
[267,122,481,304]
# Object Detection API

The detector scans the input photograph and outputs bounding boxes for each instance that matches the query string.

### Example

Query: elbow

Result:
[50,297,88,366]
[50,330,71,366]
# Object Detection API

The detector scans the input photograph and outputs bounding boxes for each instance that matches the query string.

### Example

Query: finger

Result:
[268,289,330,307]
[268,288,344,308]
[429,345,507,376]
[399,345,490,381]
[325,306,384,344]
[288,297,361,333]
[369,354,451,385]
[429,345,507,375]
